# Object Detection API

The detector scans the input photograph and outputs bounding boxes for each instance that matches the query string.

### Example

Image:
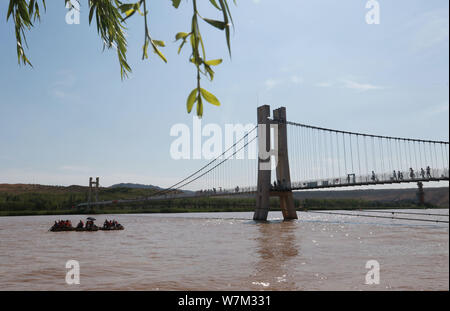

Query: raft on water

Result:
[50,218,124,232]
[49,225,124,232]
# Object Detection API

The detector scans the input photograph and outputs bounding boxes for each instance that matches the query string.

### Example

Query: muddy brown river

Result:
[0,210,448,290]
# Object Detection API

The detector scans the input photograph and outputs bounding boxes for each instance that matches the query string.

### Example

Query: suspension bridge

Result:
[78,105,449,221]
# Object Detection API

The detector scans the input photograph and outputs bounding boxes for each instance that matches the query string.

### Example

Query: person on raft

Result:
[85,219,95,229]
[102,219,122,229]
[53,220,72,229]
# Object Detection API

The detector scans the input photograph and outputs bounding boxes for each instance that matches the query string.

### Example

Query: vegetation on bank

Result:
[0,185,440,216]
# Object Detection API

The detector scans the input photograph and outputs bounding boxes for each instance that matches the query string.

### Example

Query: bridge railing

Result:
[291,167,449,190]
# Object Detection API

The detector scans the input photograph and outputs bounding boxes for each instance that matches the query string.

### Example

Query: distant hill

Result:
[109,183,194,194]
[109,183,163,190]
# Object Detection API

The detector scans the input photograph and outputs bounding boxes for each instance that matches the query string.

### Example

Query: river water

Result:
[0,209,448,290]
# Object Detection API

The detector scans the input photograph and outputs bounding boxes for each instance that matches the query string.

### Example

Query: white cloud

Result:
[315,82,334,88]
[54,71,76,88]
[264,78,282,90]
[264,75,304,90]
[50,71,76,100]
[314,78,383,91]
[50,89,67,99]
[340,79,384,91]
[290,75,304,84]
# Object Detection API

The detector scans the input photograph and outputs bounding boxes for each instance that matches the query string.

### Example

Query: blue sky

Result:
[0,0,448,187]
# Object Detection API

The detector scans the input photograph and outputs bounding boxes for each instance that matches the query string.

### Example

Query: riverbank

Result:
[0,204,444,217]
[1,184,447,217]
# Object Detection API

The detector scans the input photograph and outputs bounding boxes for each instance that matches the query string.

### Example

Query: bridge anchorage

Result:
[255,105,297,221]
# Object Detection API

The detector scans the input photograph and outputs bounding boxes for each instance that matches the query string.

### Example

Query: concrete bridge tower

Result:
[254,105,298,221]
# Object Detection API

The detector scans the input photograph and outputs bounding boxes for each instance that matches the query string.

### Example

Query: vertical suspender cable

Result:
[444,143,449,171]
[418,141,423,170]
[395,138,400,173]
[349,134,354,174]
[379,137,384,177]
[336,132,341,181]
[423,141,428,169]
[317,129,322,180]
[330,131,335,179]
[434,143,439,176]
[388,138,394,175]
[413,141,418,172]
[364,136,369,180]
[372,136,376,173]
[324,131,329,180]
[407,140,412,173]
[357,135,362,180]
[343,133,348,176]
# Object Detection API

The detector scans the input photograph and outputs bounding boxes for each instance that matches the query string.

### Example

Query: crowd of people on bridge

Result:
[195,186,245,195]
[391,166,432,181]
[187,164,440,196]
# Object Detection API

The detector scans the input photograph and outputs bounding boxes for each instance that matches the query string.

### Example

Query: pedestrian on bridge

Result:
[409,168,415,179]
[426,166,432,178]
[371,171,378,182]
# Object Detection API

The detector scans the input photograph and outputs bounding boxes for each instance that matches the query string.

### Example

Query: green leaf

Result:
[7,0,14,20]
[186,88,197,113]
[178,39,187,54]
[125,8,136,18]
[119,4,135,13]
[152,40,165,47]
[218,0,232,56]
[202,18,227,30]
[151,42,167,63]
[197,95,203,117]
[205,65,215,81]
[142,39,149,59]
[175,32,189,41]
[200,88,220,106]
[171,0,182,9]
[204,59,222,66]
[209,0,222,10]
[89,5,95,24]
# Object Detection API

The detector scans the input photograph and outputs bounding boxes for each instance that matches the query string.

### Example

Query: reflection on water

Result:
[252,220,299,290]
[0,210,448,290]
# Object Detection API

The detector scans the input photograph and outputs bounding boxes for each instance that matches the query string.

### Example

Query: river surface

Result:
[0,209,448,290]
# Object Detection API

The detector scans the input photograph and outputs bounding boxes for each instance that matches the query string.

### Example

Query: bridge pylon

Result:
[88,177,99,211]
[254,105,298,221]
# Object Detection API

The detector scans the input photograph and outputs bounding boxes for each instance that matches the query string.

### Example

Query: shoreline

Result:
[0,205,446,217]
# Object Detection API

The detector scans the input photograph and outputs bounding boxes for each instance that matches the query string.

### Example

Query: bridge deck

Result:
[77,177,448,207]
